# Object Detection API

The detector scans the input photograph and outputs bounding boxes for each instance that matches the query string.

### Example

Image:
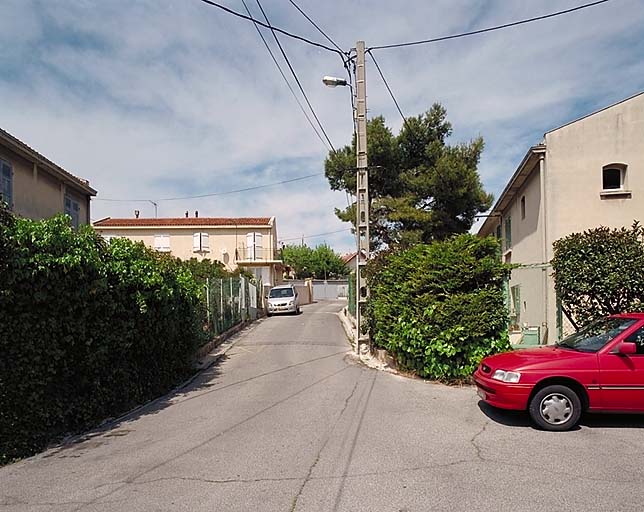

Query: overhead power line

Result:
[240,0,330,152]
[279,228,353,243]
[196,0,343,55]
[93,172,323,202]
[369,0,612,50]
[367,50,407,124]
[287,0,344,54]
[253,0,337,153]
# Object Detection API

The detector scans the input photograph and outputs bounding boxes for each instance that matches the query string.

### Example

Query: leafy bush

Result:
[552,222,644,329]
[366,234,511,382]
[0,209,205,463]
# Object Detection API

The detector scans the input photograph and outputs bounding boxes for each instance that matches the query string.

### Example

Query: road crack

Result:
[290,374,363,512]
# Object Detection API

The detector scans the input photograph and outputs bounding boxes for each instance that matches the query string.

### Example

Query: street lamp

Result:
[322,76,348,88]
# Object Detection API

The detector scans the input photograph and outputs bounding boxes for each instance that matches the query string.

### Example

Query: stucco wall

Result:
[96,225,279,272]
[545,94,644,257]
[0,144,90,223]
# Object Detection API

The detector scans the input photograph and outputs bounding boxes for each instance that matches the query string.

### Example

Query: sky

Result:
[1,0,643,254]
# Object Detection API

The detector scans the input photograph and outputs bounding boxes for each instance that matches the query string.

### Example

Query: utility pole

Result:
[354,40,370,355]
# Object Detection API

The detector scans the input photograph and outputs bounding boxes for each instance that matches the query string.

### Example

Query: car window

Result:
[557,317,638,353]
[269,288,294,298]
[625,327,644,355]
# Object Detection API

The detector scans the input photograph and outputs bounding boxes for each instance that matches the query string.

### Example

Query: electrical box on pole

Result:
[354,40,370,353]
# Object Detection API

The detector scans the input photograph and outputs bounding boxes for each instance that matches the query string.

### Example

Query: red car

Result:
[474,313,644,431]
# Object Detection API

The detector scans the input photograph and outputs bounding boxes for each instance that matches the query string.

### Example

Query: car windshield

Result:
[556,317,637,353]
[269,288,294,298]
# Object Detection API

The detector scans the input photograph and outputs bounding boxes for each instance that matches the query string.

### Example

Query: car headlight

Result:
[288,300,294,306]
[492,370,521,383]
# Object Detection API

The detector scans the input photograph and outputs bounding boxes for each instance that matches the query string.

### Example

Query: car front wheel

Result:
[528,384,582,431]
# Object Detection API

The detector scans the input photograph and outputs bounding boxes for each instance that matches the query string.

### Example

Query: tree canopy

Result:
[325,104,493,248]
[281,243,348,279]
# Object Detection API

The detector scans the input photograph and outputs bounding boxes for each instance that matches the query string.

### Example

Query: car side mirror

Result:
[617,341,637,355]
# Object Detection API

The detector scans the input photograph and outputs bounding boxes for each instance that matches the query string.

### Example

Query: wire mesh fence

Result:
[203,276,263,336]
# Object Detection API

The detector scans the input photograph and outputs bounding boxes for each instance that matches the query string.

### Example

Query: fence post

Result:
[220,278,224,331]
[205,277,210,330]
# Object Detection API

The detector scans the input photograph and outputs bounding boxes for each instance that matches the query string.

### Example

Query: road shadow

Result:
[477,401,532,428]
[478,400,644,431]
[43,354,230,457]
[581,412,644,429]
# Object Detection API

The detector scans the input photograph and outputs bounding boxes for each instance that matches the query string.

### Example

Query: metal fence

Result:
[204,276,263,335]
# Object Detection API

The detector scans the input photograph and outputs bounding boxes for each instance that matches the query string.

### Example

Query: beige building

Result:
[479,91,644,344]
[93,215,284,287]
[0,127,96,225]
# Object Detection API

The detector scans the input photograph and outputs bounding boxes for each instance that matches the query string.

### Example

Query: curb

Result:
[336,307,399,373]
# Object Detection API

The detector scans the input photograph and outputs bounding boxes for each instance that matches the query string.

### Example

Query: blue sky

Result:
[1,0,643,253]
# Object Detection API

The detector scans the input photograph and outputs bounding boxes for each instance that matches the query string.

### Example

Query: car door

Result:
[597,326,644,411]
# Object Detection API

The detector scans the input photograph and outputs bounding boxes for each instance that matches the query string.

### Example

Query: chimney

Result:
[185,211,189,218]
[134,210,140,219]
[195,210,199,218]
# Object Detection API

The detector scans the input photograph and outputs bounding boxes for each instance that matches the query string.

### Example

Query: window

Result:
[193,232,210,253]
[504,217,512,250]
[154,234,170,252]
[602,164,626,191]
[626,327,644,355]
[1,159,13,207]
[520,196,526,220]
[64,195,81,228]
[246,232,263,260]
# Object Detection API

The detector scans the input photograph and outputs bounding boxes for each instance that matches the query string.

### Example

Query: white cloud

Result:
[1,0,643,255]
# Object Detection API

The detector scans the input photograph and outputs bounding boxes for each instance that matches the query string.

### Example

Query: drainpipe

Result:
[539,154,548,343]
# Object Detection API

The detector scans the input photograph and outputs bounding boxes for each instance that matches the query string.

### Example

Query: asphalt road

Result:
[2,300,644,511]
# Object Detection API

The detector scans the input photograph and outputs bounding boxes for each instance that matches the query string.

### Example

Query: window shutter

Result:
[193,233,201,252]
[201,232,209,250]
[155,234,170,251]
[0,161,12,205]
[254,233,263,259]
[246,232,255,259]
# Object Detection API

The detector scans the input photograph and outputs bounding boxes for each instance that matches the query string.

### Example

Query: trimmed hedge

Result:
[552,222,644,330]
[0,209,206,463]
[366,234,511,382]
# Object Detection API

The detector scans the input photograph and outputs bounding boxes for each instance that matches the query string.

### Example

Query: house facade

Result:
[478,91,644,344]
[0,128,96,225]
[93,215,284,288]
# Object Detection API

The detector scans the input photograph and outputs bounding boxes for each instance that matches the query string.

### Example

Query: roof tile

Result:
[93,217,272,227]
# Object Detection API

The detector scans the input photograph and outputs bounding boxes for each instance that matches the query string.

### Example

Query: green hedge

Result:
[0,209,206,463]
[552,222,644,329]
[366,234,511,382]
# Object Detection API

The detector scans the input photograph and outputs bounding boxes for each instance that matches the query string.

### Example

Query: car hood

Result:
[482,346,594,372]
[267,297,293,303]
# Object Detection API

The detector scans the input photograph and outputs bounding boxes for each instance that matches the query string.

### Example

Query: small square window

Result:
[602,167,622,190]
